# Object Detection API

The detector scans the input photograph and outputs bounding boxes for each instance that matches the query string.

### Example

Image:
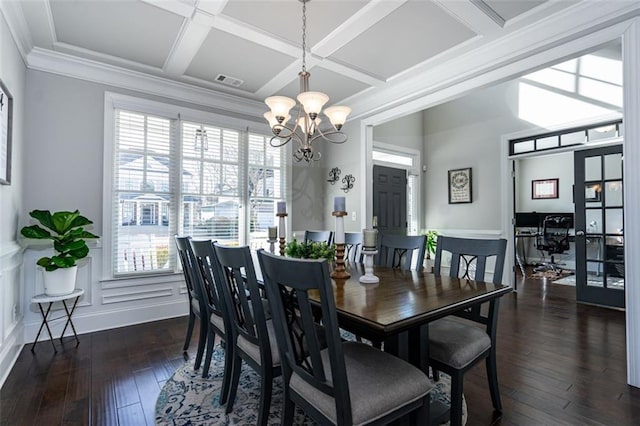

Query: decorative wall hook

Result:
[341,174,355,193]
[328,167,341,184]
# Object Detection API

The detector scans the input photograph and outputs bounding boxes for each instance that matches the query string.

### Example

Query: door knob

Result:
[576,230,585,236]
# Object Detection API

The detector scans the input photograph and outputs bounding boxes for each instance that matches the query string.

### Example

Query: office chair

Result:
[535,215,571,274]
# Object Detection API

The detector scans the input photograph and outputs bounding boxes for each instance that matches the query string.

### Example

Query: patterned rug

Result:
[155,345,466,425]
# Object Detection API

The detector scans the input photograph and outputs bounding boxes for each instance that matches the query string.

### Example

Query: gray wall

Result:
[423,81,531,231]
[0,8,26,386]
[516,152,575,213]
[373,112,423,152]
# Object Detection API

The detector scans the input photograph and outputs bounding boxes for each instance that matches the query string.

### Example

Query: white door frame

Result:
[361,18,640,387]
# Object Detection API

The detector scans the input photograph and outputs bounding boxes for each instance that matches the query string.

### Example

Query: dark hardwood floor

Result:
[1,272,638,425]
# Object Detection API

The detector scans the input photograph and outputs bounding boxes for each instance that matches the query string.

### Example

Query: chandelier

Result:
[263,0,351,163]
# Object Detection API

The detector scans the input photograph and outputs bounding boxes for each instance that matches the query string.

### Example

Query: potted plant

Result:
[21,210,99,296]
[422,229,439,272]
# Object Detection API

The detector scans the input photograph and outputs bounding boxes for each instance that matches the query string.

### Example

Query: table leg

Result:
[31,302,57,353]
[60,296,81,345]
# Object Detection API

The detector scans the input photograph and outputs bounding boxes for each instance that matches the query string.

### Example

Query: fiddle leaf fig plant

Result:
[20,210,99,271]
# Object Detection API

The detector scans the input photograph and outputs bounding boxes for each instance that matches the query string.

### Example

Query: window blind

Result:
[113,110,176,275]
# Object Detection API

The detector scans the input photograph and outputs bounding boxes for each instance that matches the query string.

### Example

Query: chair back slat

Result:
[188,240,226,322]
[344,232,363,263]
[434,236,507,329]
[175,236,199,301]
[304,230,334,245]
[258,250,352,424]
[377,234,426,271]
[213,244,270,354]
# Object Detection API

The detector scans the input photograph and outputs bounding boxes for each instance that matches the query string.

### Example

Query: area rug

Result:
[155,344,466,425]
[553,274,625,288]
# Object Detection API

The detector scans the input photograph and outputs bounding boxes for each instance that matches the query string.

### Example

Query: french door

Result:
[574,145,624,308]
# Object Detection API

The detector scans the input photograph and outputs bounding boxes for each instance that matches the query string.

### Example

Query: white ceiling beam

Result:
[254,59,307,99]
[163,15,212,76]
[0,0,34,60]
[195,0,229,16]
[318,58,385,87]
[138,0,195,18]
[433,0,504,35]
[312,0,408,58]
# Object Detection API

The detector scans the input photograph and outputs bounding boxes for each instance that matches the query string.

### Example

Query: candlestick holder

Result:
[359,249,379,284]
[277,212,287,256]
[331,211,349,279]
[267,239,277,254]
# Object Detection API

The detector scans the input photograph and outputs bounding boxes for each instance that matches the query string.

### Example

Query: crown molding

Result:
[0,0,33,63]
[26,47,267,118]
[349,0,640,122]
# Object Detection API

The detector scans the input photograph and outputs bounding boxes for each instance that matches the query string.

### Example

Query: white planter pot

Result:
[43,266,78,296]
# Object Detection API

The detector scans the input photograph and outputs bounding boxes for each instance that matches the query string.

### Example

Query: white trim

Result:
[372,141,422,234]
[23,300,188,344]
[27,48,267,119]
[0,0,32,63]
[623,18,640,388]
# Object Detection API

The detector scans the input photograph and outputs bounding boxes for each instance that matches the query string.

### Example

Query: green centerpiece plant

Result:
[423,229,439,260]
[21,209,99,296]
[285,238,336,260]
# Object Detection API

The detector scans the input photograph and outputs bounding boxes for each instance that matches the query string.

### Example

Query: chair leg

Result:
[257,368,273,426]
[219,337,234,405]
[432,367,440,382]
[486,353,502,412]
[281,388,295,426]
[415,394,430,425]
[201,329,216,379]
[183,310,195,351]
[194,317,208,370]
[449,371,464,426]
[225,354,243,414]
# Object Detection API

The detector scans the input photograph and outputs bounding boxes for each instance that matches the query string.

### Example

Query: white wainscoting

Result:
[21,246,189,343]
[0,241,24,388]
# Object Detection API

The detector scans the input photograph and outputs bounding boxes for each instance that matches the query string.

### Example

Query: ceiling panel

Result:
[222,0,368,47]
[275,66,371,105]
[484,0,547,21]
[329,1,476,80]
[50,0,183,68]
[185,28,296,93]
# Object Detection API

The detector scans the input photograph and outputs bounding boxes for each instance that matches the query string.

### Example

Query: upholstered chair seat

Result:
[429,317,491,369]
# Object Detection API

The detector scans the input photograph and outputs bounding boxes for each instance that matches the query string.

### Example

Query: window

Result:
[106,94,286,277]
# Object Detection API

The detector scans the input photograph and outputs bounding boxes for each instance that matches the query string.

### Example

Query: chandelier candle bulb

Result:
[363,229,378,249]
[277,201,287,215]
[268,226,277,240]
[334,196,346,212]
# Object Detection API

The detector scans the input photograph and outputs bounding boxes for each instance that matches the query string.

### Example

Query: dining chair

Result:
[377,234,426,271]
[430,235,507,426]
[174,236,207,369]
[304,230,333,245]
[257,250,434,426]
[344,231,363,263]
[212,243,280,426]
[188,240,234,407]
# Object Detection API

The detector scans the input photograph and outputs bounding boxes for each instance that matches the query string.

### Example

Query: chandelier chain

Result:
[301,0,307,72]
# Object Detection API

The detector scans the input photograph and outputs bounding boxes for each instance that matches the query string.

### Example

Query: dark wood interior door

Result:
[373,165,407,234]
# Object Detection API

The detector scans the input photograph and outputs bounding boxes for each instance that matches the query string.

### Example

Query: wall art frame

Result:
[448,167,472,204]
[532,178,559,199]
[0,79,13,185]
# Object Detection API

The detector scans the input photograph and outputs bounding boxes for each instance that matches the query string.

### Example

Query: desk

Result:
[308,265,512,422]
[31,288,84,352]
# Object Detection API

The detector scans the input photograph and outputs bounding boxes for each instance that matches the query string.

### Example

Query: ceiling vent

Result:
[215,74,244,87]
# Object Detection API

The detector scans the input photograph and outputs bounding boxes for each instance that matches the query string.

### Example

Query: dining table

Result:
[307,262,513,424]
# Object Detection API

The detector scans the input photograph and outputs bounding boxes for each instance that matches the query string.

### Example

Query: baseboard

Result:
[0,320,24,389]
[24,299,188,343]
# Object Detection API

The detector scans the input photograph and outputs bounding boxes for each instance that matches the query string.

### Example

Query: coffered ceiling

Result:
[8,0,583,110]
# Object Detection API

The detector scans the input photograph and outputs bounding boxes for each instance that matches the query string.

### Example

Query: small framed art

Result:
[448,167,472,204]
[532,178,558,199]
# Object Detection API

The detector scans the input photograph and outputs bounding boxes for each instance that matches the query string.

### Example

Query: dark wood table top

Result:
[309,264,512,341]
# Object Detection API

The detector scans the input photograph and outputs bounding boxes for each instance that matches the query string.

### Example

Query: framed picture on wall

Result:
[532,178,558,199]
[448,167,472,204]
[0,79,12,185]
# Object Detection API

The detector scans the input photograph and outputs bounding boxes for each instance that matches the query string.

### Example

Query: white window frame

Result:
[103,92,284,280]
[372,141,422,235]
